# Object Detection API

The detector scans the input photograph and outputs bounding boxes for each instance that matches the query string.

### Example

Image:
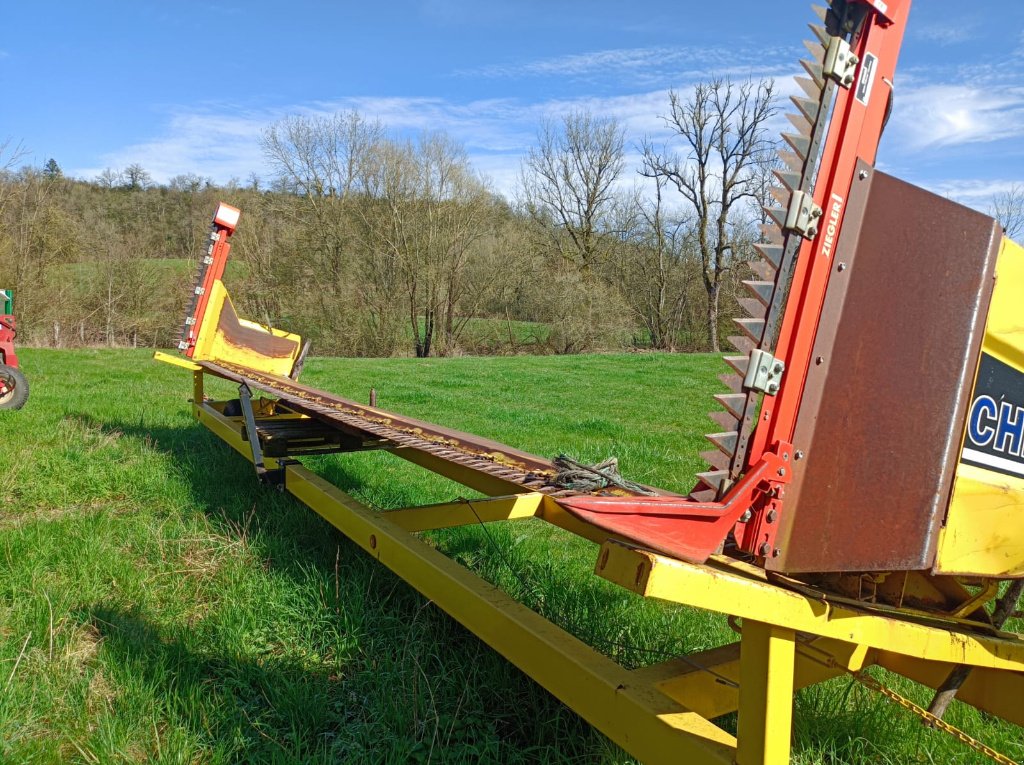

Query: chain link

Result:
[848,669,1019,765]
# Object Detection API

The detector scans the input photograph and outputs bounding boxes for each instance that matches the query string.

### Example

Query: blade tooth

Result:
[795,76,821,100]
[708,410,738,430]
[714,393,747,419]
[765,206,788,229]
[743,280,774,306]
[706,431,739,455]
[783,132,811,157]
[734,317,766,343]
[738,298,766,319]
[695,470,730,493]
[800,59,824,87]
[749,260,776,280]
[724,354,750,376]
[700,449,731,471]
[791,95,820,123]
[811,4,827,22]
[769,187,791,207]
[728,333,756,354]
[760,223,783,245]
[773,169,801,192]
[779,150,804,173]
[719,373,743,391]
[806,26,829,50]
[786,112,811,135]
[689,487,719,502]
[754,242,784,268]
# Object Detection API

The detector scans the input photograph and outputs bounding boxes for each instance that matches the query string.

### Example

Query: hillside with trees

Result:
[0,81,786,357]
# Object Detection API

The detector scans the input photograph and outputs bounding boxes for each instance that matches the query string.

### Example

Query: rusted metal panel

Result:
[213,293,301,362]
[769,162,1003,573]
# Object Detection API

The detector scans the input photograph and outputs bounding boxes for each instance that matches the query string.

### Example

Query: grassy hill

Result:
[0,350,1019,763]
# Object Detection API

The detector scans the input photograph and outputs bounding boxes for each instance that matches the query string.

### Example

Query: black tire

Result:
[0,364,29,410]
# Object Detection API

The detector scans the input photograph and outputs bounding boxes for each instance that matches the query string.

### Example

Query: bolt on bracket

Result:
[823,36,859,88]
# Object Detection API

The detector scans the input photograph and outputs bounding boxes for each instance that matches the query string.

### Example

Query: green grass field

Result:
[0,350,1019,764]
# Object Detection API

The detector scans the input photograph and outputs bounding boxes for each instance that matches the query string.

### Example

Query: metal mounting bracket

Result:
[784,190,824,239]
[823,36,859,88]
[743,350,785,396]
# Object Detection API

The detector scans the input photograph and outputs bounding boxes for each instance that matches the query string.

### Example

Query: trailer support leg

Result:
[192,369,204,409]
[737,620,796,765]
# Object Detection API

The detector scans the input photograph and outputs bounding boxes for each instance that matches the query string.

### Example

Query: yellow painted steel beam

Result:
[631,637,873,720]
[384,493,543,533]
[193,370,204,408]
[153,351,202,371]
[196,400,737,765]
[595,540,1024,672]
[736,621,796,765]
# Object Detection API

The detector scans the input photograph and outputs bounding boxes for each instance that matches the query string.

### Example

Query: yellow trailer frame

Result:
[159,355,1024,765]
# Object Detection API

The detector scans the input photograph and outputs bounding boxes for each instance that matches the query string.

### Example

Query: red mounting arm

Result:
[179,203,241,358]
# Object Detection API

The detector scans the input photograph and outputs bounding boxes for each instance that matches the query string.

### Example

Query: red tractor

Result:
[0,289,28,409]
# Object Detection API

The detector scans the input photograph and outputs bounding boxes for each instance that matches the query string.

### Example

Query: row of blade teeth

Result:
[693,4,831,499]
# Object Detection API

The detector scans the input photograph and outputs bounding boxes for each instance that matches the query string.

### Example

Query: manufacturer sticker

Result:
[961,353,1024,480]
[855,52,878,106]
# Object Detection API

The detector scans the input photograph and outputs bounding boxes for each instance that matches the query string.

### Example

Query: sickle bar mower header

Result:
[155,2,1024,762]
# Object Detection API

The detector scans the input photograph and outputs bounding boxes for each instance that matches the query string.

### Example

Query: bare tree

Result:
[261,110,388,340]
[95,168,122,189]
[609,180,692,349]
[0,139,28,218]
[122,163,152,190]
[262,111,383,202]
[357,132,494,357]
[990,184,1024,241]
[642,78,777,351]
[519,110,625,271]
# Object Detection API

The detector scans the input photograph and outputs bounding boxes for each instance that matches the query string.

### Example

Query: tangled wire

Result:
[551,454,657,496]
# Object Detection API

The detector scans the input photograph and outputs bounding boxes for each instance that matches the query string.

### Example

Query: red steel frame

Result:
[558,0,911,563]
[179,203,240,358]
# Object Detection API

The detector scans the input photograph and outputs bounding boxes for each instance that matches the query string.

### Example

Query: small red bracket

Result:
[556,442,793,564]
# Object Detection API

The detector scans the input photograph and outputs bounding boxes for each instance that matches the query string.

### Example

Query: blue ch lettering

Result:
[995,401,1024,456]
[968,396,998,447]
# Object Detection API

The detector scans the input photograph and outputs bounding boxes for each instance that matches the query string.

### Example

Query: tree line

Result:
[2,83,1019,358]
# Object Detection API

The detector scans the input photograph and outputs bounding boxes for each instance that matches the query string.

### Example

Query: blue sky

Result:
[3,1,1022,208]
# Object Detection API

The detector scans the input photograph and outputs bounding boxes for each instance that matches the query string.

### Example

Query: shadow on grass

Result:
[66,411,614,763]
[80,604,347,762]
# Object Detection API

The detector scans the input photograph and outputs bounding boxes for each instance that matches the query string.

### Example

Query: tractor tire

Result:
[0,364,29,410]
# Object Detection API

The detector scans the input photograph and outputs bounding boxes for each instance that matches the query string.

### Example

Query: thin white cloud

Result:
[72,110,269,184]
[913,20,980,46]
[460,43,799,89]
[888,84,1024,150]
[918,177,1023,204]
[68,91,684,196]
